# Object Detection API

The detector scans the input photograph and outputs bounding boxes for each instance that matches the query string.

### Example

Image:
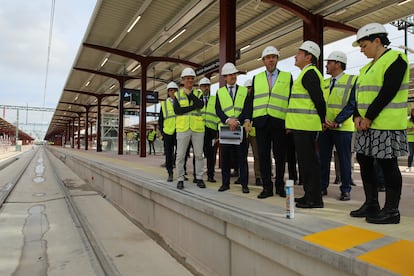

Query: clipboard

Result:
[219,125,243,145]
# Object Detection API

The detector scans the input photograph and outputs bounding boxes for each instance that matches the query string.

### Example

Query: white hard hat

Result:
[352,23,388,47]
[244,79,252,87]
[180,67,196,78]
[167,81,179,90]
[221,62,239,75]
[324,51,347,64]
[299,40,320,59]
[199,77,211,86]
[261,46,280,59]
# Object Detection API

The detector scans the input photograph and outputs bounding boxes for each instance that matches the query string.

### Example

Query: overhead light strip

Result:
[131,64,141,72]
[240,44,251,52]
[127,15,141,33]
[168,29,186,43]
[100,57,108,67]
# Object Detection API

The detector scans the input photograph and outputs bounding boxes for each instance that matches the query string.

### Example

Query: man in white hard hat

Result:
[244,79,262,186]
[319,51,357,201]
[250,46,293,199]
[199,77,219,183]
[216,62,251,193]
[173,67,205,190]
[159,81,179,182]
[285,40,326,208]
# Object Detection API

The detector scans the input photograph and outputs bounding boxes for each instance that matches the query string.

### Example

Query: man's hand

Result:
[227,118,239,131]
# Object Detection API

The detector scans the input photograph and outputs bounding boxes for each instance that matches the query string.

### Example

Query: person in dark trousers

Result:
[319,51,356,201]
[147,128,156,155]
[250,46,293,199]
[350,23,409,224]
[216,62,251,194]
[286,41,326,208]
[158,81,178,182]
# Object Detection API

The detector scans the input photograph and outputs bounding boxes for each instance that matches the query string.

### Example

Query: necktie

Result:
[330,78,336,94]
[267,73,273,90]
[229,86,233,100]
[204,96,208,105]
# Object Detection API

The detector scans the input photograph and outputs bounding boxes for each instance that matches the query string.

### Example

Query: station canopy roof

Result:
[0,117,34,142]
[45,0,414,139]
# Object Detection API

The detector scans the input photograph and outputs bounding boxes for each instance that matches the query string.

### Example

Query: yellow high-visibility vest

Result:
[286,65,324,131]
[356,50,409,130]
[174,89,205,133]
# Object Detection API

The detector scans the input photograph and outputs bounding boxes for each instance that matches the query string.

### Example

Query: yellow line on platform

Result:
[303,225,384,252]
[358,240,414,275]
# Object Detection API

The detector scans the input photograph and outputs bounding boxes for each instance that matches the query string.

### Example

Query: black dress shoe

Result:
[193,178,198,184]
[242,186,249,193]
[255,178,262,186]
[167,174,173,182]
[257,190,273,199]
[366,208,400,224]
[177,181,184,190]
[196,180,206,188]
[234,178,241,184]
[350,181,356,186]
[296,201,324,208]
[339,192,350,201]
[295,196,306,203]
[333,176,341,184]
[321,189,327,196]
[207,177,217,183]
[184,176,189,181]
[350,203,380,217]
[218,185,230,192]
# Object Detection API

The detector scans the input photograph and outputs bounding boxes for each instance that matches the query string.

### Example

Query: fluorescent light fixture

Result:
[169,29,186,43]
[85,81,90,87]
[101,57,108,67]
[398,0,411,5]
[334,8,347,15]
[127,15,141,33]
[211,75,217,79]
[109,84,116,89]
[74,96,79,101]
[240,44,251,51]
[131,64,141,72]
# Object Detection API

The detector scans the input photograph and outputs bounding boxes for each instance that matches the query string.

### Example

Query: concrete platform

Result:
[43,146,414,275]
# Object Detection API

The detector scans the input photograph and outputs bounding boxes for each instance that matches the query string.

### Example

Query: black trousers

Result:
[163,133,176,175]
[256,124,287,193]
[204,127,217,179]
[221,134,248,187]
[292,130,322,203]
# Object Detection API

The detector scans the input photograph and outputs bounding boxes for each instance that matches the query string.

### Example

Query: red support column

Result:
[303,14,324,70]
[77,115,81,149]
[96,97,102,152]
[219,0,236,86]
[139,62,148,157]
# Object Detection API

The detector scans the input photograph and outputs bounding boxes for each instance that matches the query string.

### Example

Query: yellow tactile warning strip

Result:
[358,240,414,276]
[303,225,384,252]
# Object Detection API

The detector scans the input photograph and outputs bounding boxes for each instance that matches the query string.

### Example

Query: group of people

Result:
[157,22,410,225]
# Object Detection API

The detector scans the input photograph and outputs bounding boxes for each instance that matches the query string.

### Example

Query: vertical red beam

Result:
[139,62,148,157]
[90,121,93,149]
[219,0,236,86]
[118,79,125,155]
[77,115,81,149]
[303,14,324,70]
[71,118,75,148]
[85,107,89,150]
[96,97,102,152]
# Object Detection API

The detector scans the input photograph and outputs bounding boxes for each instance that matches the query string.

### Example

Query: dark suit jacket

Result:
[215,84,252,125]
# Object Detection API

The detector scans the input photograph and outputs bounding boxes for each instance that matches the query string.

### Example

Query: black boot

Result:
[366,188,401,224]
[350,202,380,217]
[366,208,400,224]
[350,180,380,217]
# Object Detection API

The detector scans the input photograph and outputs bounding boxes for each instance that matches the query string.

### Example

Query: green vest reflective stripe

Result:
[253,71,291,120]
[161,99,176,135]
[174,89,204,133]
[407,118,414,142]
[148,130,156,141]
[324,74,356,132]
[217,85,248,124]
[286,65,324,131]
[357,50,409,130]
[202,95,219,130]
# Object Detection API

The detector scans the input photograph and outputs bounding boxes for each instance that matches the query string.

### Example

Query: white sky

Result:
[0,1,412,139]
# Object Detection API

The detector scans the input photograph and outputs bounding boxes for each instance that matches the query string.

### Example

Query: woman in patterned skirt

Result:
[350,23,409,224]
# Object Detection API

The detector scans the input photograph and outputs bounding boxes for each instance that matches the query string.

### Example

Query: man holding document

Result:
[216,62,251,193]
